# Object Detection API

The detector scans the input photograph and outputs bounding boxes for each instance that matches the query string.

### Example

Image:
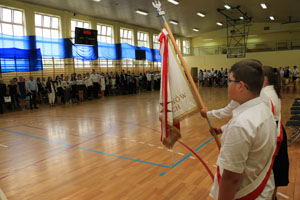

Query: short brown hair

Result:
[231,60,264,95]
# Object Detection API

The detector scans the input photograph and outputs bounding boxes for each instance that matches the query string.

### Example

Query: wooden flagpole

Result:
[154,2,221,149]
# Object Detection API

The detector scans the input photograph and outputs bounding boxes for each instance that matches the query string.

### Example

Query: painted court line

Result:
[170,137,214,169]
[159,172,166,176]
[0,128,213,170]
[77,146,172,168]
[0,144,8,148]
[277,192,289,199]
[0,129,72,147]
[0,128,171,168]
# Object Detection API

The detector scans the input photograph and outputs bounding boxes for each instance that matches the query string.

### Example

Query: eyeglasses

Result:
[228,79,249,90]
[228,79,240,83]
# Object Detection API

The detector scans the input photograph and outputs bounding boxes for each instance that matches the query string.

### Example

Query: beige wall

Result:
[192,23,300,48]
[184,50,300,70]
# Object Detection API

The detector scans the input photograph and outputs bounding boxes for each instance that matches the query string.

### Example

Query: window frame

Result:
[34,12,61,39]
[120,27,134,45]
[0,6,25,36]
[97,23,114,44]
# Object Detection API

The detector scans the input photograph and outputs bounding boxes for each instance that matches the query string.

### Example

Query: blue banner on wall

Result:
[0,48,43,73]
[0,33,161,72]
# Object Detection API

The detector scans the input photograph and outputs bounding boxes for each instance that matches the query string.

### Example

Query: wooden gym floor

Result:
[0,87,299,200]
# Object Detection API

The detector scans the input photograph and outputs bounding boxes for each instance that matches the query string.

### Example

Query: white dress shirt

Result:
[210,97,277,200]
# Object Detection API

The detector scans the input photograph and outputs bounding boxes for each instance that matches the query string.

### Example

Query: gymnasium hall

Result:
[0,0,299,199]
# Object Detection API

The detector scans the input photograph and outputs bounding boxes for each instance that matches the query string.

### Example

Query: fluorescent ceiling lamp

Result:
[168,0,179,5]
[204,38,213,41]
[216,22,223,26]
[169,20,178,25]
[136,10,148,16]
[92,0,101,2]
[240,16,244,20]
[269,16,275,20]
[193,28,199,32]
[224,5,231,10]
[197,12,205,17]
[260,3,267,9]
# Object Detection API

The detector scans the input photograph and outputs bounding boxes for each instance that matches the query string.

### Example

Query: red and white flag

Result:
[159,29,199,148]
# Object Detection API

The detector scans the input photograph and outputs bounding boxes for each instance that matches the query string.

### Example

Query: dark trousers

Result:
[93,83,99,98]
[0,97,3,114]
[29,91,37,108]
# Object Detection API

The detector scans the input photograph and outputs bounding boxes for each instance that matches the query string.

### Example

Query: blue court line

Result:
[76,146,172,168]
[0,128,213,169]
[160,172,166,176]
[0,129,72,147]
[170,137,214,168]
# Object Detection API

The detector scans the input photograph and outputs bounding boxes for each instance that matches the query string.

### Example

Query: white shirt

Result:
[100,76,106,90]
[90,73,100,83]
[146,73,152,81]
[210,97,276,200]
[85,77,93,87]
[207,100,240,119]
[293,68,299,77]
[280,69,284,77]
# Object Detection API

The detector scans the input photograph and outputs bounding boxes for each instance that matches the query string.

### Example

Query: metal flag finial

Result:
[152,0,165,16]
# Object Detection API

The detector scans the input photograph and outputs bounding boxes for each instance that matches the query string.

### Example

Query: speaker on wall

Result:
[135,50,146,60]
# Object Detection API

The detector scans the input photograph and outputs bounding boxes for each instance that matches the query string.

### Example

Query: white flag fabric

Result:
[159,29,198,148]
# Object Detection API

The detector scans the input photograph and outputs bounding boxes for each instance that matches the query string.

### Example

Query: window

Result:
[97,24,113,44]
[0,6,24,36]
[137,31,149,47]
[153,34,160,49]
[35,13,60,39]
[183,39,190,54]
[176,38,181,52]
[74,59,91,68]
[71,19,91,68]
[154,61,161,70]
[71,19,90,43]
[120,28,133,45]
[122,59,134,68]
[42,58,64,68]
[99,59,113,68]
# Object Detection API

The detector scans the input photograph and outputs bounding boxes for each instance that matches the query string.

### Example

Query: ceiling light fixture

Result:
[135,10,148,16]
[92,0,101,2]
[240,16,244,20]
[197,12,205,17]
[260,3,267,9]
[169,20,178,25]
[216,22,223,26]
[269,16,275,20]
[224,5,231,10]
[193,28,199,32]
[168,0,179,5]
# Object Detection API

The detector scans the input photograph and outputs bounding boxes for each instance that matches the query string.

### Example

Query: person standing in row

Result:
[46,77,56,106]
[17,76,26,110]
[26,76,39,109]
[90,69,100,98]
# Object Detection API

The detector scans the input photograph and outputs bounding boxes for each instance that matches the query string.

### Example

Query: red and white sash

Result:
[216,100,283,199]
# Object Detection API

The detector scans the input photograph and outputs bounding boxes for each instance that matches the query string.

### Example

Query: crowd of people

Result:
[0,70,161,114]
[197,65,299,90]
[0,65,298,115]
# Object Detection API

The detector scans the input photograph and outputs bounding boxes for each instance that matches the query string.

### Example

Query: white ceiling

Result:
[19,0,300,37]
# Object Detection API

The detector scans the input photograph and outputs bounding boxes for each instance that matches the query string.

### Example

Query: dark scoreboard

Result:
[75,27,98,46]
